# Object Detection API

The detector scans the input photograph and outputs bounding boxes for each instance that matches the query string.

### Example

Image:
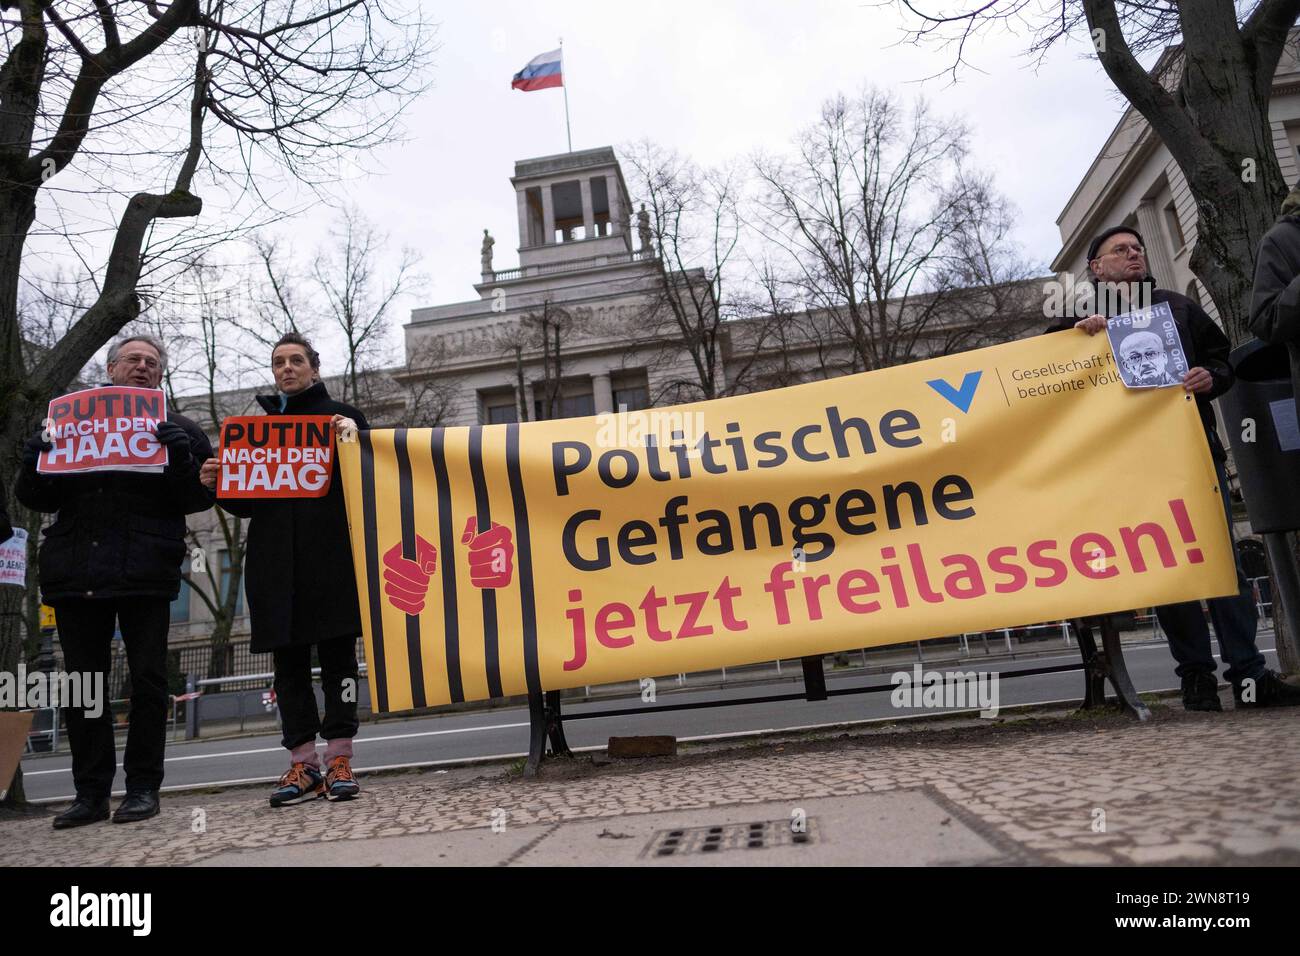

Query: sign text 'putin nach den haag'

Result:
[338,330,1235,714]
[37,386,169,475]
[218,415,335,499]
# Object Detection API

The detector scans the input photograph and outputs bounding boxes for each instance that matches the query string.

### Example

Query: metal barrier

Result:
[582,619,1126,697]
[184,663,369,737]
[23,695,169,754]
[1248,576,1273,619]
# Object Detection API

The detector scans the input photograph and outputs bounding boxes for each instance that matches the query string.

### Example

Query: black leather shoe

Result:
[52,795,110,829]
[1180,671,1222,712]
[112,790,160,824]
[1234,670,1300,708]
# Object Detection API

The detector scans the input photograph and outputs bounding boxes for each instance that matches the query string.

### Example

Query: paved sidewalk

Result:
[2,700,1298,866]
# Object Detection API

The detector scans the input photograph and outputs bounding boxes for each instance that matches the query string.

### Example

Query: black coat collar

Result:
[256,380,331,414]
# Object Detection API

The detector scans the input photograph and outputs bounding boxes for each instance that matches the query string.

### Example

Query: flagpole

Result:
[560,37,572,153]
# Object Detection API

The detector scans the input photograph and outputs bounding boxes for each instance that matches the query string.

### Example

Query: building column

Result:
[521,383,535,422]
[592,372,614,414]
[608,174,629,238]
[1135,200,1176,287]
[541,184,556,246]
[580,177,595,240]
[516,190,530,249]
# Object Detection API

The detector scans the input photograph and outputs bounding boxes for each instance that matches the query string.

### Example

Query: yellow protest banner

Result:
[339,329,1235,713]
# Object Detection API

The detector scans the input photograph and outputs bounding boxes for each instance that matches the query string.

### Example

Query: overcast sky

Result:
[308,0,1133,310]
[41,1,1146,383]
[301,2,1128,303]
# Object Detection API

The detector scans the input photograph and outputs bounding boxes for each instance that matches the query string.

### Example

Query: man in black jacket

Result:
[1055,226,1300,711]
[1248,189,1300,418]
[201,332,368,806]
[16,334,214,827]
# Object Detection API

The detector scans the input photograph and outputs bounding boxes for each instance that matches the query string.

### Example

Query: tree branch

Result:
[1081,0,1201,156]
[93,0,120,49]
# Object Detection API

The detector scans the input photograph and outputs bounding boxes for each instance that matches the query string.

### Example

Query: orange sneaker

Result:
[325,755,360,801]
[270,762,325,807]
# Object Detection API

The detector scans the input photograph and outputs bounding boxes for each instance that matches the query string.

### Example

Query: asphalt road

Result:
[18,634,1281,802]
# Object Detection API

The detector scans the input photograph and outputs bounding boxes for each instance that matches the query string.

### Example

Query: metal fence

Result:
[46,636,369,700]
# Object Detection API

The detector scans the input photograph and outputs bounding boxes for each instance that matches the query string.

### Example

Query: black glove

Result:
[156,420,193,473]
[22,431,53,469]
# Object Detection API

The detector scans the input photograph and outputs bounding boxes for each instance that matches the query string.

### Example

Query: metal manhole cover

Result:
[643,819,819,858]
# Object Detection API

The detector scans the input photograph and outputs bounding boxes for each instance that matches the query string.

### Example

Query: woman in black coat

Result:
[201,333,368,805]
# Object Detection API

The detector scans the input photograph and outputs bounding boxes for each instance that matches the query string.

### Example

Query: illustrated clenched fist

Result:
[461,517,514,589]
[382,535,438,615]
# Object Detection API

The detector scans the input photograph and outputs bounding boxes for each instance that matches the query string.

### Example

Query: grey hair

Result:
[107,334,168,370]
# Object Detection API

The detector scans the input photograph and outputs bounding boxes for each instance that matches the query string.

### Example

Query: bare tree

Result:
[0,0,430,803]
[142,257,255,681]
[753,89,991,374]
[927,171,1049,352]
[890,0,1300,345]
[398,336,458,428]
[623,142,748,403]
[311,204,425,407]
[520,299,585,421]
[727,259,851,389]
[247,235,313,341]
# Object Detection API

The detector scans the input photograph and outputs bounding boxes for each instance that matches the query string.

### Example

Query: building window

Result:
[481,390,519,425]
[535,392,595,420]
[612,371,651,411]
[218,549,245,617]
[613,385,649,411]
[1164,202,1186,252]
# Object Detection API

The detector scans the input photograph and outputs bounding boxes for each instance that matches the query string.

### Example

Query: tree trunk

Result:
[1084,0,1289,346]
[0,186,41,723]
[1181,106,1287,347]
[207,553,244,679]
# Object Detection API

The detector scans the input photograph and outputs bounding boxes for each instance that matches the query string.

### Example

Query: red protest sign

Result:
[218,415,335,499]
[37,386,169,475]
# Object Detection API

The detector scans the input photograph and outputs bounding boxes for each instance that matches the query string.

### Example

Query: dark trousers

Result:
[1156,457,1267,685]
[53,597,171,798]
[272,635,359,751]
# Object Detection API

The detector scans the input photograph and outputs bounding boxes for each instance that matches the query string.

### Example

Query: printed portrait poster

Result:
[1106,301,1189,389]
[0,528,27,588]
[218,415,335,499]
[37,386,169,475]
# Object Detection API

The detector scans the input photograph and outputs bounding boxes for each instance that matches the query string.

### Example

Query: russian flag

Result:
[512,48,563,91]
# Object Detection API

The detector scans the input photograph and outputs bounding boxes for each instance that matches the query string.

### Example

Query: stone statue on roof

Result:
[636,204,652,254]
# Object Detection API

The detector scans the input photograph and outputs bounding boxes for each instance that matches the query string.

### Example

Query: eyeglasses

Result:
[1124,349,1164,363]
[116,354,161,369]
[1096,243,1145,260]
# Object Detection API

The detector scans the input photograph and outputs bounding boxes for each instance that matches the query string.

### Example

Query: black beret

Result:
[1086,225,1145,263]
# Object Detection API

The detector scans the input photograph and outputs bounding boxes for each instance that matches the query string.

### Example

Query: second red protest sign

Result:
[218,415,335,499]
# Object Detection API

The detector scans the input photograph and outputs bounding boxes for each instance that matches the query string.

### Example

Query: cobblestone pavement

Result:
[2,702,1298,866]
